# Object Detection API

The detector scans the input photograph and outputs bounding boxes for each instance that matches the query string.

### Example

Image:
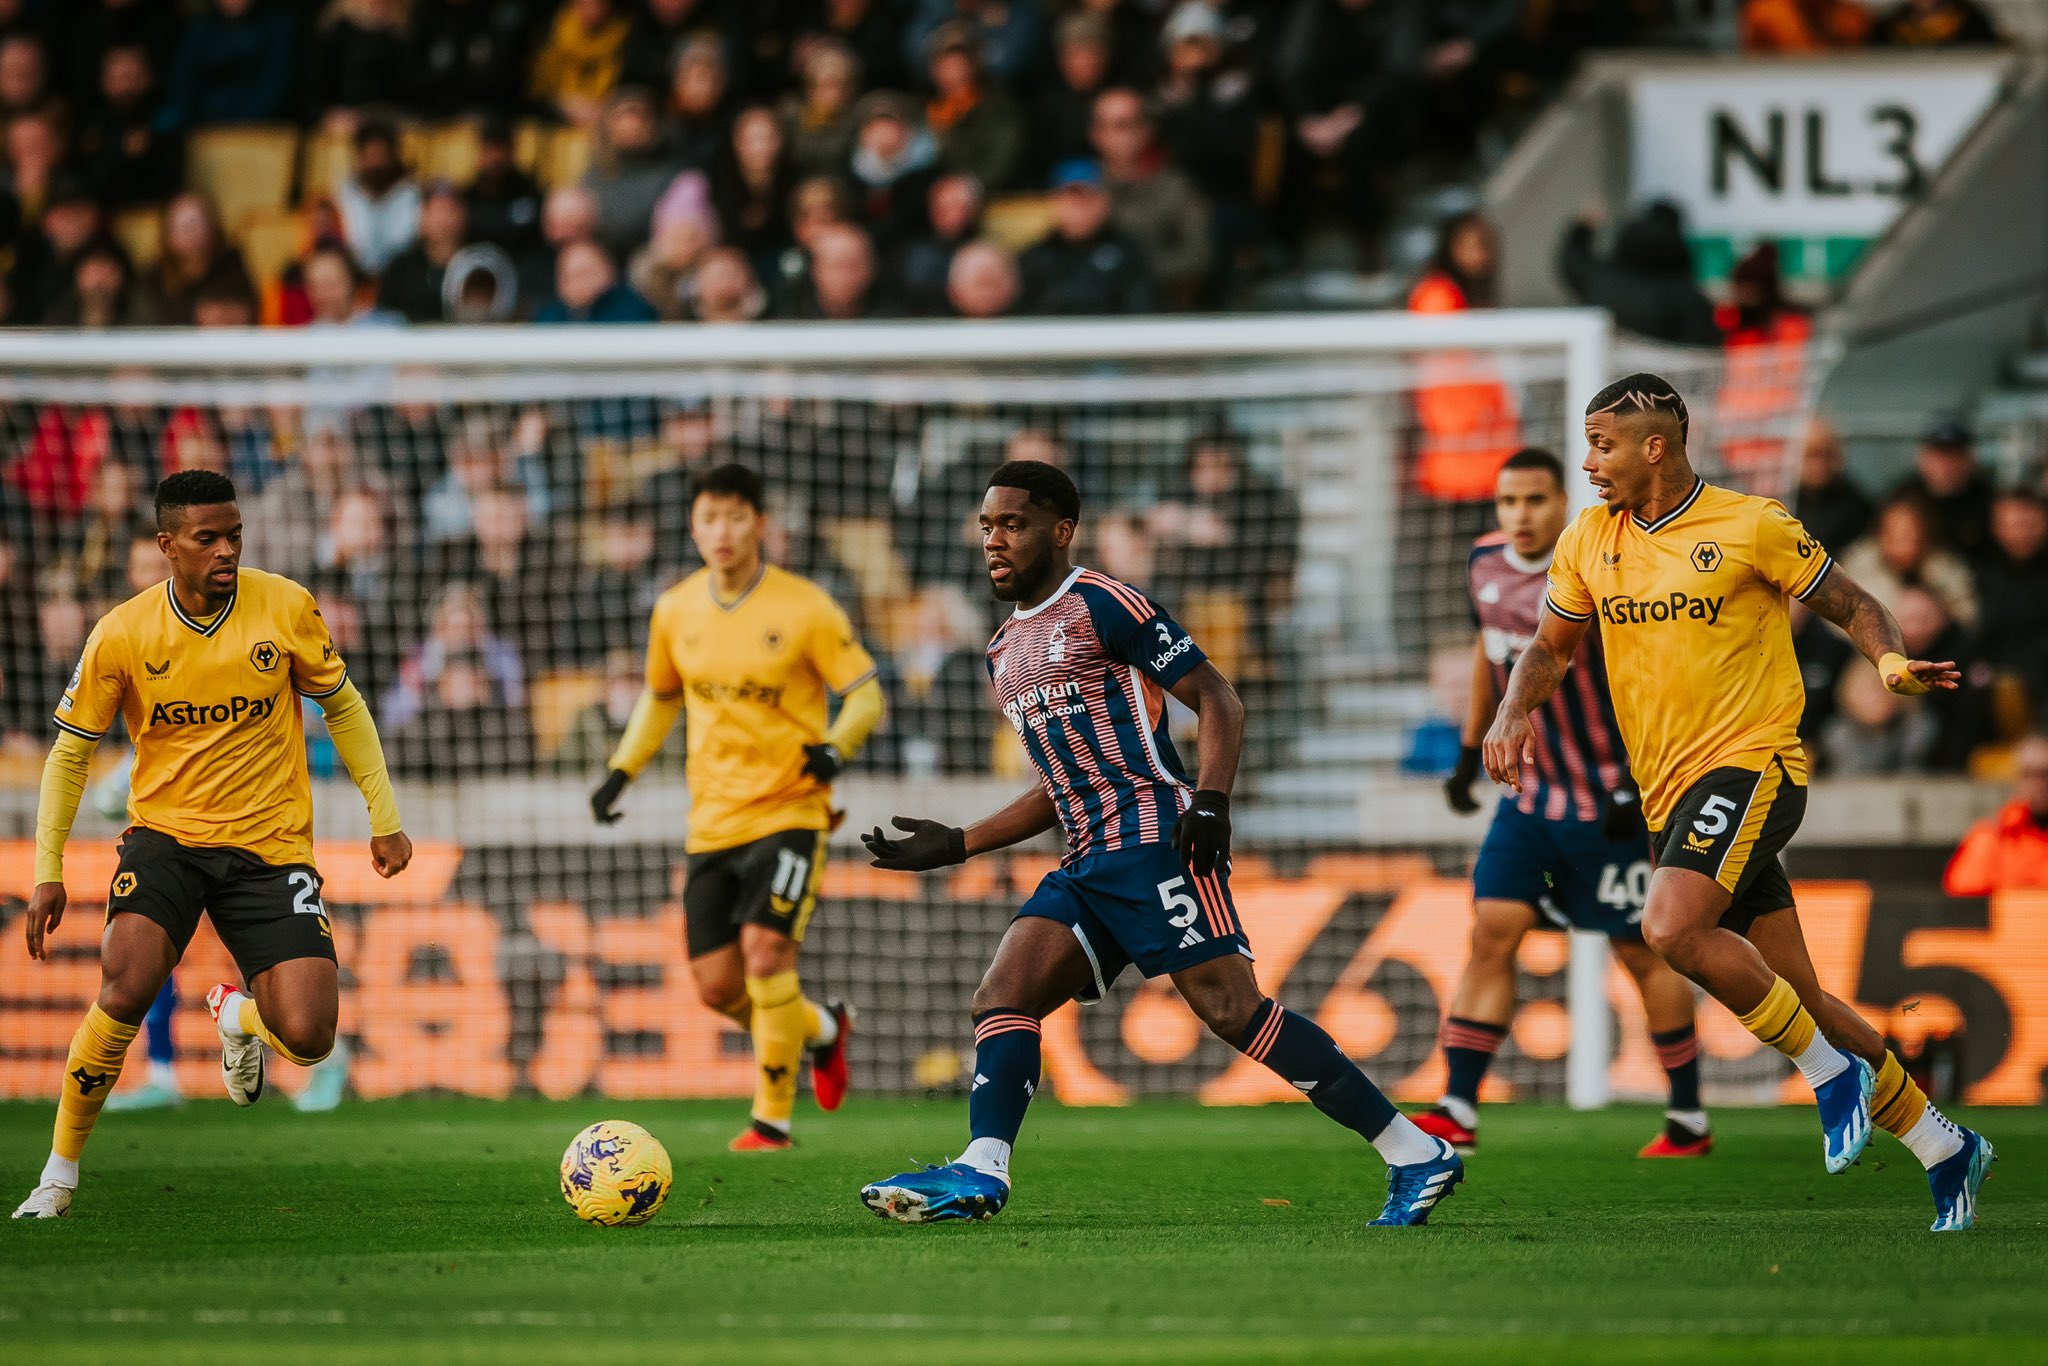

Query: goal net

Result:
[0,315,1828,1110]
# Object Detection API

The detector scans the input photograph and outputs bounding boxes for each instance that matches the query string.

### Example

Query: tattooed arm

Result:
[1482,606,1590,791]
[1803,567,1961,695]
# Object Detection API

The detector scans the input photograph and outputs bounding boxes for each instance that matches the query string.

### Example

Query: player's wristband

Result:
[1878,652,1927,696]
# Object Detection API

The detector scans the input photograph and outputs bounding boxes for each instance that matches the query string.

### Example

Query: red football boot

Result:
[810,999,856,1113]
[728,1121,794,1153]
[1413,1107,1478,1154]
[1638,1122,1714,1159]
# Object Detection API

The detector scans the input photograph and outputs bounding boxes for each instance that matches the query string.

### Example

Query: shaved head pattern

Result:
[1586,372,1690,445]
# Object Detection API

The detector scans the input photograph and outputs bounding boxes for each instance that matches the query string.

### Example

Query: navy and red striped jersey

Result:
[1469,532,1631,822]
[986,567,1205,863]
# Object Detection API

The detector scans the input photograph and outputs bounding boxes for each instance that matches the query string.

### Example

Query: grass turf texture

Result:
[1,1099,2042,1364]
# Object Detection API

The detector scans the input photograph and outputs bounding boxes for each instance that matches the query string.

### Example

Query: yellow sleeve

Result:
[54,619,125,741]
[824,676,885,758]
[34,730,98,884]
[287,581,350,699]
[1754,500,1832,601]
[644,600,685,701]
[1544,516,1596,622]
[807,595,879,696]
[606,690,684,777]
[316,680,403,837]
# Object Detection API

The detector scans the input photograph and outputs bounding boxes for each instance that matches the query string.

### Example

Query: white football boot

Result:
[12,1182,73,1219]
[205,984,264,1107]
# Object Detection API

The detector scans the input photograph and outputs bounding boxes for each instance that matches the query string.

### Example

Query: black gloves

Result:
[1604,783,1645,841]
[1445,744,1483,815]
[863,816,968,871]
[1173,789,1232,877]
[590,768,629,824]
[801,743,843,784]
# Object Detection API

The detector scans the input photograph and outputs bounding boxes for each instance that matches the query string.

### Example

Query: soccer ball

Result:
[559,1120,673,1226]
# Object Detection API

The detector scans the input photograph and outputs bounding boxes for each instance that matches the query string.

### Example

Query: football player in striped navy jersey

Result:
[857,460,1462,1228]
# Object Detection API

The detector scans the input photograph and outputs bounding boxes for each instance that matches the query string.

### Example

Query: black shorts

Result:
[1650,757,1805,936]
[106,827,337,980]
[682,828,828,959]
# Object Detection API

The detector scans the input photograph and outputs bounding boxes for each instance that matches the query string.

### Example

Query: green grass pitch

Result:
[2,1098,2043,1364]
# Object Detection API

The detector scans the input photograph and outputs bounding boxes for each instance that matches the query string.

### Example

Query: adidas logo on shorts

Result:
[1178,926,1206,949]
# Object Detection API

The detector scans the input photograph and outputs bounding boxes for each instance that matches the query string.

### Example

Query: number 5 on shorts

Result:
[1692,794,1738,837]
[1157,876,1200,929]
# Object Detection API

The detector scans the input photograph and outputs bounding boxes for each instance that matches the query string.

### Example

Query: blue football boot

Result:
[1928,1129,1995,1233]
[1368,1138,1464,1227]
[861,1162,1009,1224]
[1815,1056,1874,1174]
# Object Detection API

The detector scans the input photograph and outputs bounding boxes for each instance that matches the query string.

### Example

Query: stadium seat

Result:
[418,122,484,187]
[818,518,912,648]
[513,119,548,175]
[111,206,164,272]
[536,125,592,191]
[1179,590,1252,680]
[983,194,1055,252]
[530,670,604,761]
[184,124,299,231]
[235,209,305,292]
[1252,115,1287,206]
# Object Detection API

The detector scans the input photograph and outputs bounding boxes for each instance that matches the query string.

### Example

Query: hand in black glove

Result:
[801,743,843,784]
[863,816,968,871]
[1444,744,1483,815]
[1603,783,1645,841]
[1173,789,1232,877]
[590,768,630,824]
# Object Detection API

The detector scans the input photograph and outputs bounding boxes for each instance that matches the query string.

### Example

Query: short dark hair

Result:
[1500,447,1565,488]
[154,470,237,530]
[1586,372,1689,444]
[988,459,1080,523]
[690,462,765,511]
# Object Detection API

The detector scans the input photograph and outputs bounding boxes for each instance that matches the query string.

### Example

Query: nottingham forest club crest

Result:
[1046,622,1067,663]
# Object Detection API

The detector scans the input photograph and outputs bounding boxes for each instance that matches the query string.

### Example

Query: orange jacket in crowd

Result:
[1740,0,1871,51]
[1944,800,2048,896]
[1714,306,1812,475]
[1407,271,1520,502]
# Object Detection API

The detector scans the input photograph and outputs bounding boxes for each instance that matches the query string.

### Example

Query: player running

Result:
[858,460,1462,1227]
[16,471,411,1219]
[1428,448,1709,1159]
[1485,375,1993,1232]
[590,463,883,1152]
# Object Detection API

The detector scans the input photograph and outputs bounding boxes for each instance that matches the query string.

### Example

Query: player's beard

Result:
[989,547,1054,604]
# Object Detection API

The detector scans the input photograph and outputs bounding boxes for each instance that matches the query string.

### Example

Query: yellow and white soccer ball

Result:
[560,1120,673,1226]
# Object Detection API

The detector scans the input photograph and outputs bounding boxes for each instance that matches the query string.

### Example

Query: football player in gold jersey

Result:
[16,471,410,1220]
[1485,375,1992,1232]
[591,464,885,1151]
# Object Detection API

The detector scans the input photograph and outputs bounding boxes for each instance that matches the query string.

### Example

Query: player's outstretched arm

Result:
[863,785,1058,870]
[1166,662,1243,876]
[316,680,412,879]
[1483,606,1590,792]
[1803,568,1961,696]
[26,729,97,960]
[593,689,684,822]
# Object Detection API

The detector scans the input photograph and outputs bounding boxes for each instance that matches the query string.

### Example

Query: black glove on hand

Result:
[863,816,967,871]
[590,768,630,824]
[1603,784,1645,841]
[801,743,843,784]
[1173,790,1232,877]
[1445,744,1483,815]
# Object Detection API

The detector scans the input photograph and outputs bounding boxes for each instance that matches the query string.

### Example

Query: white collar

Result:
[1011,565,1085,619]
[1503,543,1553,574]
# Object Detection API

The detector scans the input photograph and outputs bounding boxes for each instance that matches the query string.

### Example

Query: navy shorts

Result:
[1017,843,1253,1002]
[1472,799,1653,941]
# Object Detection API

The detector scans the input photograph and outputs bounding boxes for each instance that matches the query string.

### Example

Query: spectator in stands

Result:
[781,37,861,180]
[245,417,370,581]
[1410,209,1497,311]
[1978,488,2048,716]
[799,0,908,95]
[465,117,545,255]
[1148,423,1300,655]
[1020,158,1154,315]
[530,0,630,128]
[337,120,421,276]
[71,460,148,608]
[1944,734,2048,895]
[947,236,1021,319]
[307,0,410,134]
[0,32,50,132]
[1875,0,2001,46]
[1558,201,1722,346]
[2,107,63,227]
[586,87,682,259]
[145,193,255,326]
[387,647,536,778]
[165,0,299,130]
[630,171,720,321]
[906,1,1049,91]
[303,239,396,327]
[1407,0,1520,162]
[407,0,530,119]
[422,417,524,542]
[62,1,185,111]
[1892,415,1995,561]
[76,42,181,208]
[1034,13,1112,182]
[1716,242,1815,474]
[1274,0,1409,249]
[896,170,984,314]
[378,182,472,324]
[1825,584,1985,773]
[192,272,261,328]
[516,185,601,316]
[1740,0,1872,50]
[1841,494,1980,634]
[431,481,562,667]
[1154,2,1261,292]
[848,91,941,257]
[45,237,155,329]
[317,486,405,625]
[1091,87,1210,309]
[685,244,768,322]
[624,0,738,94]
[1794,417,1875,554]
[778,220,890,320]
[555,647,685,774]
[776,175,855,306]
[34,175,111,299]
[878,583,994,776]
[386,581,527,730]
[924,22,1026,193]
[535,237,658,322]
[712,106,794,279]
[31,572,89,734]
[666,34,736,174]
[559,510,660,664]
